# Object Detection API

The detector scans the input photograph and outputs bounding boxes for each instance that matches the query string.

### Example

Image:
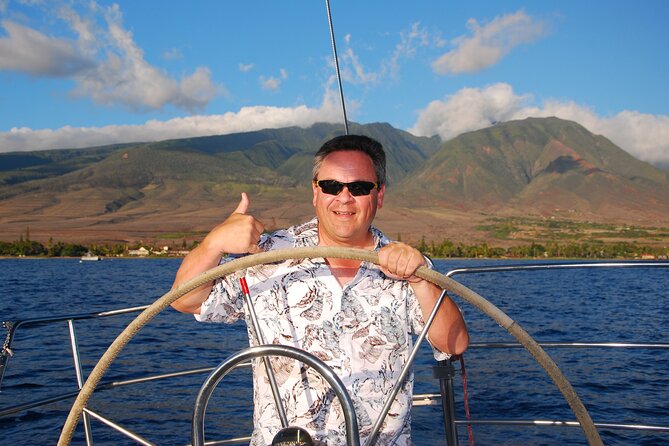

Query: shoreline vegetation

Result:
[2,235,667,260]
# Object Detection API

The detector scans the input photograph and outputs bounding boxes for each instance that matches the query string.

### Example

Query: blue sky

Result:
[1,0,668,167]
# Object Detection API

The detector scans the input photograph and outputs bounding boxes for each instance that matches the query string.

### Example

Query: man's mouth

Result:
[334,211,354,215]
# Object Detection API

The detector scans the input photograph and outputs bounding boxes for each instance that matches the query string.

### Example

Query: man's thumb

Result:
[232,192,249,214]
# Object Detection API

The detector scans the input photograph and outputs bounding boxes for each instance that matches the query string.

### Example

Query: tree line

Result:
[416,238,668,259]
[0,237,126,257]
[2,234,667,259]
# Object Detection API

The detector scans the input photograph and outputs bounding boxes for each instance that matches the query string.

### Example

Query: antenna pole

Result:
[325,0,349,135]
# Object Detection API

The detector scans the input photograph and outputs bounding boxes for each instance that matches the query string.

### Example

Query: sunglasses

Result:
[314,179,379,196]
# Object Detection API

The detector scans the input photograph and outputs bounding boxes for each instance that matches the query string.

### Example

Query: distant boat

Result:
[80,252,101,262]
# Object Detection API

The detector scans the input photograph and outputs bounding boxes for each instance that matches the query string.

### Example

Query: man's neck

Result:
[316,229,376,251]
[316,227,375,287]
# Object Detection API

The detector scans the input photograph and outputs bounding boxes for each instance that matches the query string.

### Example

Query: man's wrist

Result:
[408,276,435,289]
[199,237,226,260]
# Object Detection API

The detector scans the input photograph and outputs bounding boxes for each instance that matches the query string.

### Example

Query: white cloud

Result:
[239,63,254,72]
[384,22,431,78]
[0,20,95,75]
[0,90,345,152]
[409,82,669,167]
[57,4,97,52]
[260,75,281,91]
[409,83,530,139]
[432,11,548,75]
[339,23,443,86]
[163,47,183,60]
[174,67,222,108]
[259,69,288,91]
[341,45,378,85]
[0,3,221,112]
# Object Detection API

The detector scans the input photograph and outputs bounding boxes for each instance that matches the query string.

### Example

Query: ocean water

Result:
[0,257,668,445]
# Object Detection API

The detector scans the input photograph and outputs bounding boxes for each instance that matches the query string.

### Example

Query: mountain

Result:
[0,122,438,193]
[0,117,668,245]
[0,122,442,243]
[394,117,669,219]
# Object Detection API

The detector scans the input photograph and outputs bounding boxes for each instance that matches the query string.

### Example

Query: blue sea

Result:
[0,258,668,445]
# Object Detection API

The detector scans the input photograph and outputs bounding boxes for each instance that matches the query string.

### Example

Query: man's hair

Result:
[312,135,386,185]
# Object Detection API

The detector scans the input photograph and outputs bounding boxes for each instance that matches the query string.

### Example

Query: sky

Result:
[1,0,668,167]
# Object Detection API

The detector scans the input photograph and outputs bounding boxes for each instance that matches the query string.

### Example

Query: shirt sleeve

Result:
[196,233,279,323]
[194,259,246,323]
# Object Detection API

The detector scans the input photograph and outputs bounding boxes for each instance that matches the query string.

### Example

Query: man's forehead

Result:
[322,150,373,165]
[320,153,373,175]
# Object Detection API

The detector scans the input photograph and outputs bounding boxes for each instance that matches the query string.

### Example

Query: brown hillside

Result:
[1,118,668,249]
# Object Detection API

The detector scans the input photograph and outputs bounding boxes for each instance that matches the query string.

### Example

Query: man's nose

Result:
[336,185,355,201]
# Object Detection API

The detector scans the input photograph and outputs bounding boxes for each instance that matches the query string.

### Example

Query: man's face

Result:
[312,150,385,247]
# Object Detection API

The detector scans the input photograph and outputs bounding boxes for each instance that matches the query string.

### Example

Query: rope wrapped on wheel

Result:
[57,247,604,446]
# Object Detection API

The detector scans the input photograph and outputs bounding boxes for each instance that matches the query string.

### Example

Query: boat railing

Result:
[2,261,669,445]
[436,342,669,446]
[435,260,669,445]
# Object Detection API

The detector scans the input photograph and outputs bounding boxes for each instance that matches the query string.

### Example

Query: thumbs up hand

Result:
[201,192,265,256]
[170,192,265,313]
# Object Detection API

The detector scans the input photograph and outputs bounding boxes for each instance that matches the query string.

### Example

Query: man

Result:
[172,135,469,445]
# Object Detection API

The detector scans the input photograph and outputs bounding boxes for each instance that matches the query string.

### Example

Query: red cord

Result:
[459,355,475,446]
[240,277,250,295]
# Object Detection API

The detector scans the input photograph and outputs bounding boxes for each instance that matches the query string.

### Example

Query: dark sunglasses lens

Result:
[319,180,344,195]
[318,180,376,196]
[348,181,375,196]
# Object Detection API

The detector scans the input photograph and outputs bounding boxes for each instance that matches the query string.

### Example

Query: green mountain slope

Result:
[396,117,669,217]
[1,117,668,244]
[0,122,440,219]
[0,143,136,186]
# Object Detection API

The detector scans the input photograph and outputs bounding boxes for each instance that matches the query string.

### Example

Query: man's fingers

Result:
[247,243,262,254]
[223,192,266,254]
[379,243,424,280]
[232,192,249,215]
[247,220,265,253]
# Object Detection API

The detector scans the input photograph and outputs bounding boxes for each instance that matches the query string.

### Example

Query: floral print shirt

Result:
[196,218,448,445]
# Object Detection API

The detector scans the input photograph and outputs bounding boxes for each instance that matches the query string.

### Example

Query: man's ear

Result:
[377,183,386,209]
[312,181,319,207]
